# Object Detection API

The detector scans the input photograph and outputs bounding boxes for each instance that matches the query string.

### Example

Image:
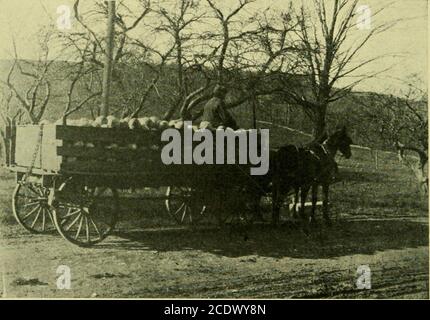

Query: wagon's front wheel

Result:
[12,182,56,234]
[165,186,206,225]
[52,183,118,247]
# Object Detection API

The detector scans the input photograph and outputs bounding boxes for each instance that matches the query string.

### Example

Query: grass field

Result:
[0,125,428,298]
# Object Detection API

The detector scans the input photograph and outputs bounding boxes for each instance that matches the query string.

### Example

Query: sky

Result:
[0,0,427,93]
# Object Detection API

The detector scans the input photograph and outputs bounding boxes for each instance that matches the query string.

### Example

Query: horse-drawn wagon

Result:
[4,123,260,247]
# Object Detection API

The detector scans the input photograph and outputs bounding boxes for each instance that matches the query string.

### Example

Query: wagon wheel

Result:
[52,182,118,247]
[165,186,206,225]
[12,182,56,234]
[210,189,246,225]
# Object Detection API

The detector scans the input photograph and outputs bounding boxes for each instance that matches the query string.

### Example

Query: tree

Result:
[0,30,56,125]
[68,0,156,118]
[183,0,301,121]
[0,88,24,162]
[151,0,208,120]
[281,0,391,139]
[175,0,261,120]
[357,76,428,193]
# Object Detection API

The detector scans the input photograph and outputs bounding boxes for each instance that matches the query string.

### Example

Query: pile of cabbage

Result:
[42,116,232,131]
[52,116,242,160]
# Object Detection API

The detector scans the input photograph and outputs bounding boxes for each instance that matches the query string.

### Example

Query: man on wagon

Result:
[201,84,238,130]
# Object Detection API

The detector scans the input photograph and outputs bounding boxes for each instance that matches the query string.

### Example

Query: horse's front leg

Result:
[310,183,318,225]
[252,191,264,222]
[322,183,331,226]
[271,176,283,225]
[272,192,285,226]
[292,188,299,220]
[300,185,310,234]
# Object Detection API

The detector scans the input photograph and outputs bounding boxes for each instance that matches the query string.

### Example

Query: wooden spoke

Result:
[85,216,90,243]
[188,206,193,223]
[63,208,81,218]
[174,202,186,217]
[27,184,40,196]
[51,180,118,247]
[21,204,41,220]
[65,212,83,232]
[30,207,42,228]
[90,218,102,240]
[12,182,56,234]
[41,208,46,232]
[23,201,39,208]
[181,205,188,223]
[75,216,84,240]
[165,186,206,225]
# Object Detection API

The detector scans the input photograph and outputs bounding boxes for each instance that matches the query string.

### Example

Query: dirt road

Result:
[1,153,428,299]
[1,216,428,299]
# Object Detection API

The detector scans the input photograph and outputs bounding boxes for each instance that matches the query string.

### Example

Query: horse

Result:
[271,126,353,228]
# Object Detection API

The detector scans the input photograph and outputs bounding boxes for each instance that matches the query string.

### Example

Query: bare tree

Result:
[126,42,176,118]
[281,0,392,139]
[0,31,55,125]
[205,0,256,82]
[182,0,301,121]
[151,0,208,120]
[61,58,103,121]
[357,76,428,193]
[0,89,24,162]
[68,0,154,118]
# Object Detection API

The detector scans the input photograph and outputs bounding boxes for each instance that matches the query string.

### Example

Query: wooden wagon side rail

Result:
[56,125,161,145]
[56,125,175,175]
[11,125,261,184]
[56,145,160,160]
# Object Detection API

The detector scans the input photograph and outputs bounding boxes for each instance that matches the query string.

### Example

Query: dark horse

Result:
[271,126,353,227]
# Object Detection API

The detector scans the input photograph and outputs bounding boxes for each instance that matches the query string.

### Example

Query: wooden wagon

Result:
[4,124,258,247]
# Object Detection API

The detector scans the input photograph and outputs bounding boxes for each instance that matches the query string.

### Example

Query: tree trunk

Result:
[313,106,327,140]
[252,96,257,129]
[0,130,6,164]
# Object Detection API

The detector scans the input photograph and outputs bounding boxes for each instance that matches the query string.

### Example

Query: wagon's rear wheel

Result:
[12,182,55,234]
[165,186,206,225]
[52,182,118,247]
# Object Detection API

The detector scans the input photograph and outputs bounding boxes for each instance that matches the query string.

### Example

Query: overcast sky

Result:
[0,0,427,93]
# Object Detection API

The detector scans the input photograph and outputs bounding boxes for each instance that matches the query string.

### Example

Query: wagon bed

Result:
[4,124,260,247]
[8,124,254,187]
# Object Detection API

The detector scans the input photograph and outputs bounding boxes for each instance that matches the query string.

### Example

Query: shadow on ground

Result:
[102,219,428,259]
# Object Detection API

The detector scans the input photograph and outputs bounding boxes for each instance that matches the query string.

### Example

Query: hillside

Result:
[1,59,426,150]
